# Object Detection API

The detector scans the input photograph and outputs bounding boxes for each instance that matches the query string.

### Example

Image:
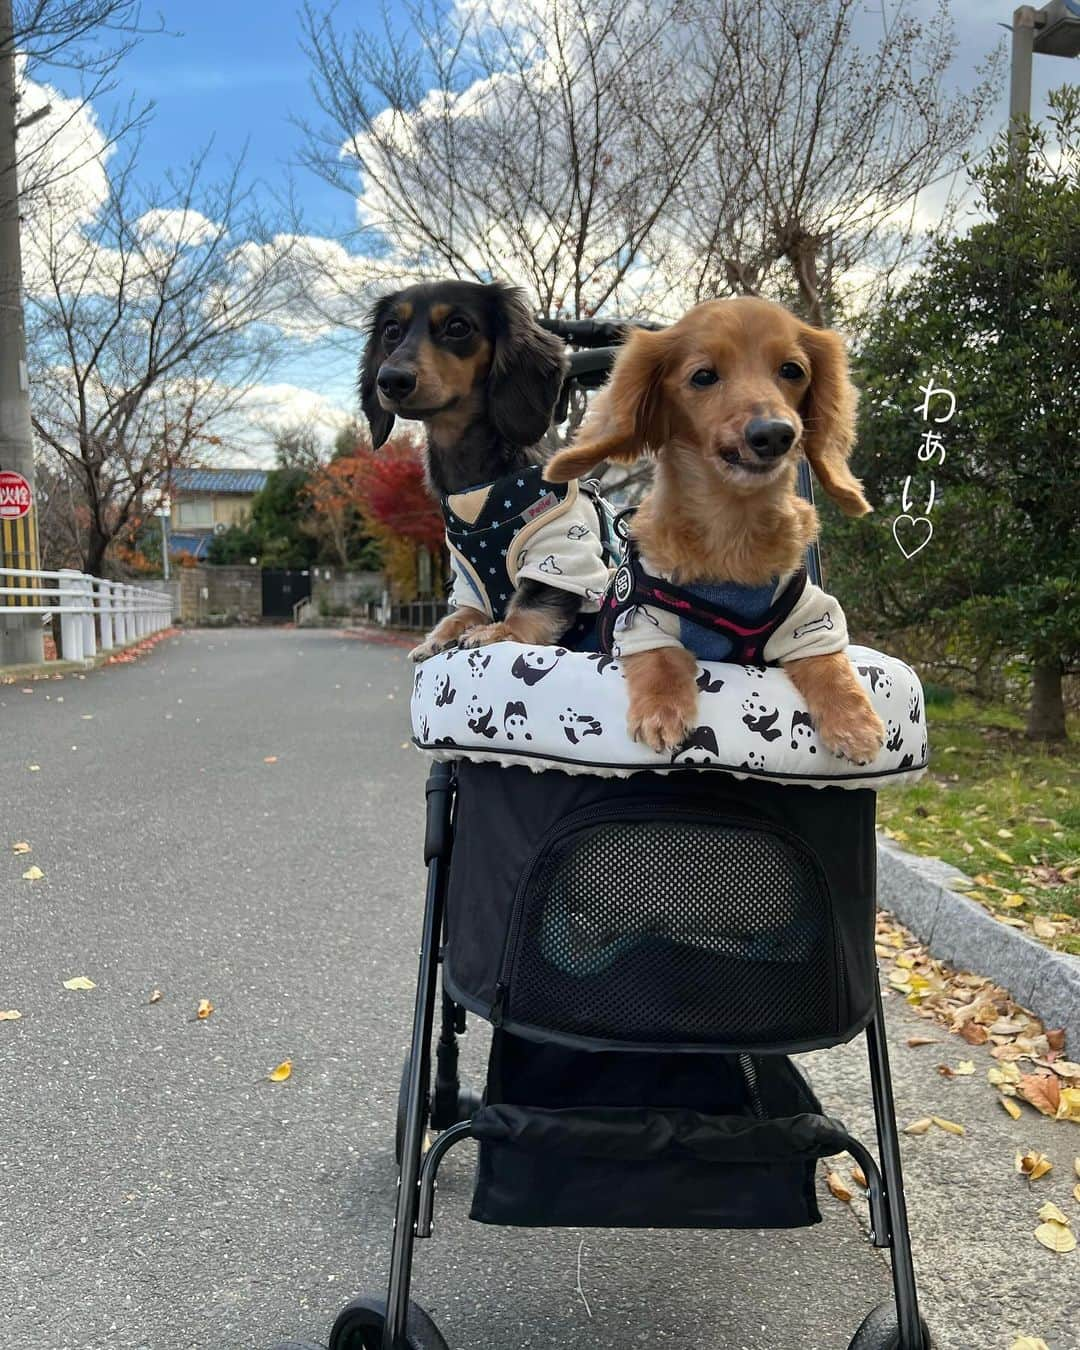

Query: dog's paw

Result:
[627,695,697,754]
[409,636,446,663]
[816,706,886,764]
[459,621,512,649]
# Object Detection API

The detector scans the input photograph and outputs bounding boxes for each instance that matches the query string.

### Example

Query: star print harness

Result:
[442,465,618,622]
[599,528,849,667]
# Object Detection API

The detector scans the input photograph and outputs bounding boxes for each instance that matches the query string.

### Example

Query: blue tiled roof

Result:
[168,532,212,559]
[171,468,268,495]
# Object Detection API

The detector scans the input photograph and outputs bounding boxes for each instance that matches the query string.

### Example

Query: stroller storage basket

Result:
[445,762,878,1054]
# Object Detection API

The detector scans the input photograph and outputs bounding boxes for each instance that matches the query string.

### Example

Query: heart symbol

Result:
[892,514,933,559]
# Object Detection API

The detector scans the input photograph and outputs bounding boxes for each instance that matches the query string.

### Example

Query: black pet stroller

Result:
[273,323,931,1350]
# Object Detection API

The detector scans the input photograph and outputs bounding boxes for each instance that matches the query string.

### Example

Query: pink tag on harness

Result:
[522,493,557,521]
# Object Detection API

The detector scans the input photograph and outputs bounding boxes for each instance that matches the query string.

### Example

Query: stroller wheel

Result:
[395,1054,431,1166]
[329,1294,448,1350]
[848,1303,931,1350]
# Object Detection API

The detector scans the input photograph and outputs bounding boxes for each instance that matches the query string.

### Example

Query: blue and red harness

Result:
[598,530,808,666]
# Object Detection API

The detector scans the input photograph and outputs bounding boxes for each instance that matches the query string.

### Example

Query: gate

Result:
[261,568,312,620]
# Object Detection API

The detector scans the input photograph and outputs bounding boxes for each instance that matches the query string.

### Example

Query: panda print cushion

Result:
[410,643,928,788]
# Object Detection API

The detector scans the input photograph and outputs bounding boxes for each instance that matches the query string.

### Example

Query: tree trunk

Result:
[84,526,109,578]
[1025,661,1067,741]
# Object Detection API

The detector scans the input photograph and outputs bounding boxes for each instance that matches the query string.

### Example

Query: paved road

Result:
[1,630,1072,1350]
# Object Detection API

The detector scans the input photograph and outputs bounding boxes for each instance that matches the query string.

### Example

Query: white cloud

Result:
[135,207,220,247]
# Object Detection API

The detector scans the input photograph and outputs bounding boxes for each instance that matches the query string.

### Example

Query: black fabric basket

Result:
[445,761,877,1055]
[469,1031,844,1229]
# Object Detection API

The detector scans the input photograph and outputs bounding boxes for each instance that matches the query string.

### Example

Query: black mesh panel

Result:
[507,819,838,1047]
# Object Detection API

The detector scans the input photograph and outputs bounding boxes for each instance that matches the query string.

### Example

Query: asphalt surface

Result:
[1,629,1074,1350]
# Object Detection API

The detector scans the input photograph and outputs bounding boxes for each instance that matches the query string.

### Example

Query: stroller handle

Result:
[539,316,664,348]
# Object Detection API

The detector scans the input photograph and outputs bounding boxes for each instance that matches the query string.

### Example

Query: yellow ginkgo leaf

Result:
[1002,895,1026,909]
[22,865,44,881]
[1057,1087,1080,1122]
[1010,1338,1050,1350]
[990,1063,1022,1088]
[955,1061,976,1076]
[932,1116,965,1136]
[1001,1096,1022,1120]
[1034,1220,1076,1253]
[904,1118,933,1136]
[1038,1201,1070,1227]
[12,841,31,854]
[62,976,96,991]
[825,1171,852,1203]
[268,1059,293,1082]
[0,1009,22,1021]
[1017,1151,1053,1181]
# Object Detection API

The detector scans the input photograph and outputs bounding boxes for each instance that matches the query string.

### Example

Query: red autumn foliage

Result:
[321,432,442,553]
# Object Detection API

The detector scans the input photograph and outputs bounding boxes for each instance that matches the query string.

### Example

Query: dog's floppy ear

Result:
[359,296,396,449]
[545,327,670,483]
[799,324,870,517]
[487,284,567,446]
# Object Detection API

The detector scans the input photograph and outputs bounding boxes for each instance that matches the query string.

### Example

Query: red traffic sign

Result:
[0,470,32,520]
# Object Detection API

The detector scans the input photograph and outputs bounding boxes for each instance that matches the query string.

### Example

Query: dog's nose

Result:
[744,417,796,460]
[377,365,417,401]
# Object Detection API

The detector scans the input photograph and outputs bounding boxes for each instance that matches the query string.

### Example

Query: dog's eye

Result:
[382,321,402,345]
[445,316,472,339]
[779,361,806,381]
[690,368,718,387]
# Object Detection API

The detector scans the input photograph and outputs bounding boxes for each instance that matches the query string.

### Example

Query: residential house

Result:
[168,467,268,559]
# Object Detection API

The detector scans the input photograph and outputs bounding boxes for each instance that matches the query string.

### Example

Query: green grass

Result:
[877,698,1080,955]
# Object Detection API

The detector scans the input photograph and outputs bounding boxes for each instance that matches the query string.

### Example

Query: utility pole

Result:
[0,0,43,665]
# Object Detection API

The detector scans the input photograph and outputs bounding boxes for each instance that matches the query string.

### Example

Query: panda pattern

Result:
[908,688,922,725]
[857,663,892,698]
[741,696,783,742]
[789,709,817,753]
[434,673,457,708]
[697,668,725,694]
[511,648,567,685]
[672,726,719,765]
[467,650,493,677]
[885,719,904,753]
[465,694,498,739]
[503,700,532,742]
[559,707,602,745]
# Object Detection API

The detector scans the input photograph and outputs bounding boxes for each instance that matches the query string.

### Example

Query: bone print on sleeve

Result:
[763,576,849,663]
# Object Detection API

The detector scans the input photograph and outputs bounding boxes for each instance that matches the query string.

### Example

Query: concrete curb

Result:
[877,836,1080,1047]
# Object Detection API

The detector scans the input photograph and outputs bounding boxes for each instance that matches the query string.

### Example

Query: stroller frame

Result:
[352,760,926,1350]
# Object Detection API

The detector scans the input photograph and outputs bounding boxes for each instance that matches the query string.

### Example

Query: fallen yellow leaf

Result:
[148,989,163,1004]
[196,998,214,1019]
[268,1059,292,1082]
[1032,917,1057,939]
[1057,1087,1080,1122]
[1002,895,1027,909]
[28,764,40,771]
[932,1116,965,1136]
[997,828,1014,839]
[1034,1220,1076,1253]
[904,1118,934,1136]
[0,1009,22,1021]
[1074,1184,1080,1204]
[1001,1096,1022,1120]
[826,1170,853,1203]
[1038,1201,1070,1226]
[1016,1151,1053,1181]
[263,756,278,764]
[851,1163,868,1189]
[62,976,96,991]
[1010,1338,1050,1350]
[955,1061,976,1076]
[22,865,44,881]
[994,849,1015,864]
[12,841,30,854]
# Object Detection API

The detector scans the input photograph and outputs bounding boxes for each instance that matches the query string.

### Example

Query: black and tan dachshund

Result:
[360,280,610,661]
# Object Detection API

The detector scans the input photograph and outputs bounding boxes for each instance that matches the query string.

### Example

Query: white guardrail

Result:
[0,566,172,663]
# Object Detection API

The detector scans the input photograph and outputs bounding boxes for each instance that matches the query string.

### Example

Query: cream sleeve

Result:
[764,577,850,664]
[510,492,612,610]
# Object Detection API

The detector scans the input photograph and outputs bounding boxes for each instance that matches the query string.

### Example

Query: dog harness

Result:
[442,464,618,623]
[598,523,848,667]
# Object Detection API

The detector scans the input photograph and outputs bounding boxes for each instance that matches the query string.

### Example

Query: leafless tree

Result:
[7,2,163,205]
[666,0,1002,323]
[25,147,296,574]
[298,0,727,326]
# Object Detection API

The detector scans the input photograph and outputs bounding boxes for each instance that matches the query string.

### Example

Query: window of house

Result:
[177,498,213,526]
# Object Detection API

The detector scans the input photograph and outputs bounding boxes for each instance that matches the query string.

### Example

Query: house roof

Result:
[171,468,268,495]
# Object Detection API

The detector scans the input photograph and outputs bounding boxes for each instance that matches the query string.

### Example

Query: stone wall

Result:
[179,565,261,623]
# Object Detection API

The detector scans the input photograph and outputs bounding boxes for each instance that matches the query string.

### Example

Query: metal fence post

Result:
[98,579,114,650]
[58,568,82,661]
[80,574,97,657]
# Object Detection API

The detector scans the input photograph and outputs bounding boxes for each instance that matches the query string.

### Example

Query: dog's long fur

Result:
[360,280,580,659]
[545,296,885,762]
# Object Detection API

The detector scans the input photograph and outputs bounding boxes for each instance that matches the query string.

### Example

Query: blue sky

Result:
[28,1,1079,460]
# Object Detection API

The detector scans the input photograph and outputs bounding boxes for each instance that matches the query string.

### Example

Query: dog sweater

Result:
[599,535,849,666]
[442,464,617,622]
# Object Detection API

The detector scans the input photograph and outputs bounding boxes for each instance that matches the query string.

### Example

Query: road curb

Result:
[877,836,1080,1047]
